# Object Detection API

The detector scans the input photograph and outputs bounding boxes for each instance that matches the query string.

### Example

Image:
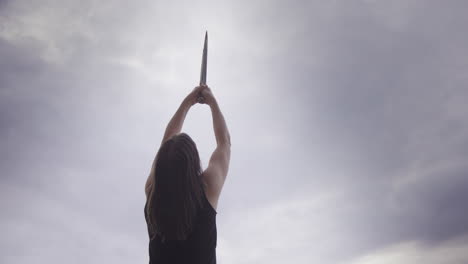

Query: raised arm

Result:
[146,86,206,197]
[160,99,191,146]
[210,99,231,147]
[200,86,231,210]
[160,86,205,145]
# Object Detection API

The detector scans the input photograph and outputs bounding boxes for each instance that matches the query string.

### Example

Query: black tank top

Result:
[144,191,217,264]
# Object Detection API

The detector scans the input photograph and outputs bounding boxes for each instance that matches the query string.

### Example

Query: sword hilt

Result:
[197,95,204,104]
[197,83,206,103]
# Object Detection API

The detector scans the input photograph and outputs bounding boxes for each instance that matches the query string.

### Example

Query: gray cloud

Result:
[1,0,468,263]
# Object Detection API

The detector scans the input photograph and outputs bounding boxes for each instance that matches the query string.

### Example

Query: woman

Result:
[144,85,231,264]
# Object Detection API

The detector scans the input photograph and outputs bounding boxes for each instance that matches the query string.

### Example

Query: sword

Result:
[197,31,208,103]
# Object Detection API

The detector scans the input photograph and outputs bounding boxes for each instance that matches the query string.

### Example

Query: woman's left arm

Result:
[160,86,205,145]
[160,98,192,145]
[146,99,191,197]
[146,86,205,197]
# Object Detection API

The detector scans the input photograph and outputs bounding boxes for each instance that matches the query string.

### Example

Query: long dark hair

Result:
[146,133,205,241]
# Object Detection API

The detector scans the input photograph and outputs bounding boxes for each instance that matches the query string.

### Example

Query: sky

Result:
[1,0,468,263]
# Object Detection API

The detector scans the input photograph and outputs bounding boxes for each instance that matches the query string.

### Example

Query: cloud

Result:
[346,235,468,264]
[1,0,468,264]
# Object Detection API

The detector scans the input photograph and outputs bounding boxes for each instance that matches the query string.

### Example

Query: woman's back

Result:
[144,190,217,264]
[144,85,230,264]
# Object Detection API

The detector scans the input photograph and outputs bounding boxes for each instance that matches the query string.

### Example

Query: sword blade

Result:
[200,31,208,85]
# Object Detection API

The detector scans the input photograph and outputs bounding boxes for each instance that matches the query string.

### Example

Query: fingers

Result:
[197,96,205,104]
[192,86,204,104]
[195,85,208,94]
[194,85,207,94]
[192,85,210,105]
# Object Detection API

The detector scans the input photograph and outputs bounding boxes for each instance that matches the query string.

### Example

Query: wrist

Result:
[182,96,193,108]
[209,98,218,108]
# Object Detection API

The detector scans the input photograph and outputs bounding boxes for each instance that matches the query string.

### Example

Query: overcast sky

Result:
[1,0,468,263]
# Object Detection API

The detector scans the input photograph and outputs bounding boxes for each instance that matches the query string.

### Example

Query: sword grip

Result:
[197,92,205,104]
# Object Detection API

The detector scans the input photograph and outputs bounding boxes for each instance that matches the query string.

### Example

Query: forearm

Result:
[210,99,231,146]
[162,98,191,144]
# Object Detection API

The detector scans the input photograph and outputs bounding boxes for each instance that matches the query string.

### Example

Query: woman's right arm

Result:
[210,99,231,147]
[200,86,231,210]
